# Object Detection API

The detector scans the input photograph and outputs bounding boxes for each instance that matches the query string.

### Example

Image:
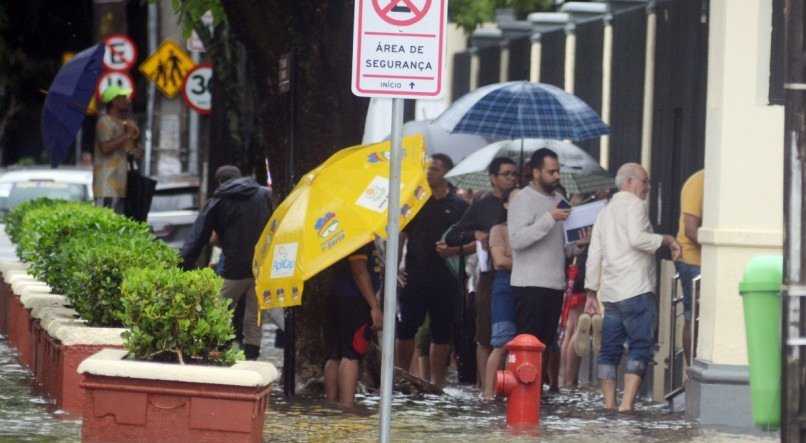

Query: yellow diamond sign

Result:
[139,38,196,98]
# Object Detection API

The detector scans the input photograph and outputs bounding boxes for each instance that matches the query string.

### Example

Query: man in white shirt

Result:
[584,163,681,411]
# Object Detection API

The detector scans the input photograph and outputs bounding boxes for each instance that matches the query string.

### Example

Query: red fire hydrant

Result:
[496,334,545,427]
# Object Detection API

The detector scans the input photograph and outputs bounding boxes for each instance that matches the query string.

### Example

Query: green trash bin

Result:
[739,255,783,430]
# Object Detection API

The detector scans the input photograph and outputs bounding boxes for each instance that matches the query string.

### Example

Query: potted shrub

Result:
[3,200,178,414]
[16,203,149,288]
[57,232,179,326]
[79,267,278,442]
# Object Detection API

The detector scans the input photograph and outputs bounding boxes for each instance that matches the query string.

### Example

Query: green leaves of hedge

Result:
[17,204,150,282]
[59,233,180,326]
[121,267,241,365]
[3,198,82,245]
[8,198,243,365]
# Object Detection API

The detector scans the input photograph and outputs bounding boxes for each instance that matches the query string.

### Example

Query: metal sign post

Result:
[351,1,447,441]
[279,49,297,398]
[379,97,403,442]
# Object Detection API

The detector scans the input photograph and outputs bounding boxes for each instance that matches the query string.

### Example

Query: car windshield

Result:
[150,187,199,212]
[3,181,88,212]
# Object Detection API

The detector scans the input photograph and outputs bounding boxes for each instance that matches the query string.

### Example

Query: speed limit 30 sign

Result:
[182,64,212,115]
[352,0,448,98]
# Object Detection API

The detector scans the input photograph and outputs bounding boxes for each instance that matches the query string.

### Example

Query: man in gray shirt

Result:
[508,148,586,352]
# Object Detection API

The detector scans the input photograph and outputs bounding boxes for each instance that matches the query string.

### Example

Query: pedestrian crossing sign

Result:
[139,38,196,98]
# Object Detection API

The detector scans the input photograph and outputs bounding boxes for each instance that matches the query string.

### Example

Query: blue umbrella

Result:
[433,81,609,141]
[41,43,105,168]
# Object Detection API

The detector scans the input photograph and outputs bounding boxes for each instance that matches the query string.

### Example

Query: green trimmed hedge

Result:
[121,267,241,365]
[3,198,80,246]
[17,204,150,283]
[58,233,180,326]
[6,198,238,365]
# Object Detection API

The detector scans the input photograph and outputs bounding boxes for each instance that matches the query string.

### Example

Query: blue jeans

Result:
[676,262,700,320]
[598,293,656,380]
[490,270,516,348]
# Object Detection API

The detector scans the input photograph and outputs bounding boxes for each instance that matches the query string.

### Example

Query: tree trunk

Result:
[220,0,370,384]
[194,22,254,195]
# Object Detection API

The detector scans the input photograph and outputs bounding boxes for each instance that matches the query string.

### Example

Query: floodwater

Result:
[0,225,782,441]
[0,336,81,442]
[264,382,777,442]
[0,325,779,442]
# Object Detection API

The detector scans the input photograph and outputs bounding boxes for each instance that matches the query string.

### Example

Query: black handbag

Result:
[124,160,157,222]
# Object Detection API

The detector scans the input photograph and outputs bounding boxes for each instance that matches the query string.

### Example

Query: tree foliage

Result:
[449,0,553,34]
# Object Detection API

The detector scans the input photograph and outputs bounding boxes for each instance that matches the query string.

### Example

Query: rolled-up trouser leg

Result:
[220,277,264,347]
[623,293,656,377]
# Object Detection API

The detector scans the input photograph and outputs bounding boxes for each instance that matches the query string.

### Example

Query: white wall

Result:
[698,0,784,365]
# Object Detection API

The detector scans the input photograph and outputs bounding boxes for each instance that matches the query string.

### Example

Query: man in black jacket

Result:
[180,165,274,360]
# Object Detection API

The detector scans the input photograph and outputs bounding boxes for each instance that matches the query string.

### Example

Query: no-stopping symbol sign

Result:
[182,64,212,115]
[352,0,447,98]
[103,34,138,71]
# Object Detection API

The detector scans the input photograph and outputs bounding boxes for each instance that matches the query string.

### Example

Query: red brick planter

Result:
[14,284,57,370]
[22,289,67,382]
[79,349,278,442]
[5,274,45,359]
[0,259,29,336]
[0,275,9,336]
[36,311,126,416]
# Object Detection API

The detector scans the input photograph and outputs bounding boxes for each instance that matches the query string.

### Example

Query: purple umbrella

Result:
[41,44,105,168]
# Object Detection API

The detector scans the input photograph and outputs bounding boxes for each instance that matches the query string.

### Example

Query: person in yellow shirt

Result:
[93,85,140,214]
[676,169,703,366]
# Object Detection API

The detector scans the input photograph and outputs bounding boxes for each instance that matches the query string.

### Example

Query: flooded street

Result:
[0,336,81,442]
[0,324,779,442]
[264,383,776,442]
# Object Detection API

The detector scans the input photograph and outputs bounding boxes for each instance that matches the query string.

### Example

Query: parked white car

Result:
[0,167,199,250]
[146,176,200,250]
[0,167,93,214]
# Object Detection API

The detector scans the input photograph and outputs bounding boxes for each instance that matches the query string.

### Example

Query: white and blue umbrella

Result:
[445,139,615,193]
[433,81,609,141]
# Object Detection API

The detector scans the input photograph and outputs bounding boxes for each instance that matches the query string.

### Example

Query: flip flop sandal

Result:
[574,313,592,357]
[591,314,604,353]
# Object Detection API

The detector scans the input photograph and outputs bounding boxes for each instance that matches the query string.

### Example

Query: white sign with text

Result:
[352,0,447,98]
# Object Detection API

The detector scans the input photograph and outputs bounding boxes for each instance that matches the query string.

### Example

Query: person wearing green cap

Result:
[93,85,140,213]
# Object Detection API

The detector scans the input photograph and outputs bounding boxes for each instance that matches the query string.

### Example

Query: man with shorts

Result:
[447,157,518,388]
[324,243,383,406]
[676,169,703,365]
[396,153,469,388]
[585,163,681,411]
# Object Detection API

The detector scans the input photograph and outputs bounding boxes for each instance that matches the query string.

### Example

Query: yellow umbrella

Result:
[252,135,430,309]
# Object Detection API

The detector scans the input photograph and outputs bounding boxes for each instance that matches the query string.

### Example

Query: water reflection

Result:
[0,336,81,442]
[264,385,775,442]
[0,327,780,442]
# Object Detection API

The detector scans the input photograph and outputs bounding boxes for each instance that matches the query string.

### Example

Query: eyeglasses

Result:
[496,171,518,178]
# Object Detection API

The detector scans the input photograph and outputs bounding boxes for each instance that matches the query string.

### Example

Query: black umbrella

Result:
[124,162,157,222]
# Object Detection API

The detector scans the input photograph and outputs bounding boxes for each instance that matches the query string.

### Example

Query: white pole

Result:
[641,7,657,175]
[188,51,200,175]
[564,24,576,93]
[143,1,158,177]
[379,97,403,443]
[499,41,509,83]
[530,34,541,83]
[599,15,613,170]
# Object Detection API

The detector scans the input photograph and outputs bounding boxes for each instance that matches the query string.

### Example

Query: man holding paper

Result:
[508,149,588,356]
[584,163,681,412]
